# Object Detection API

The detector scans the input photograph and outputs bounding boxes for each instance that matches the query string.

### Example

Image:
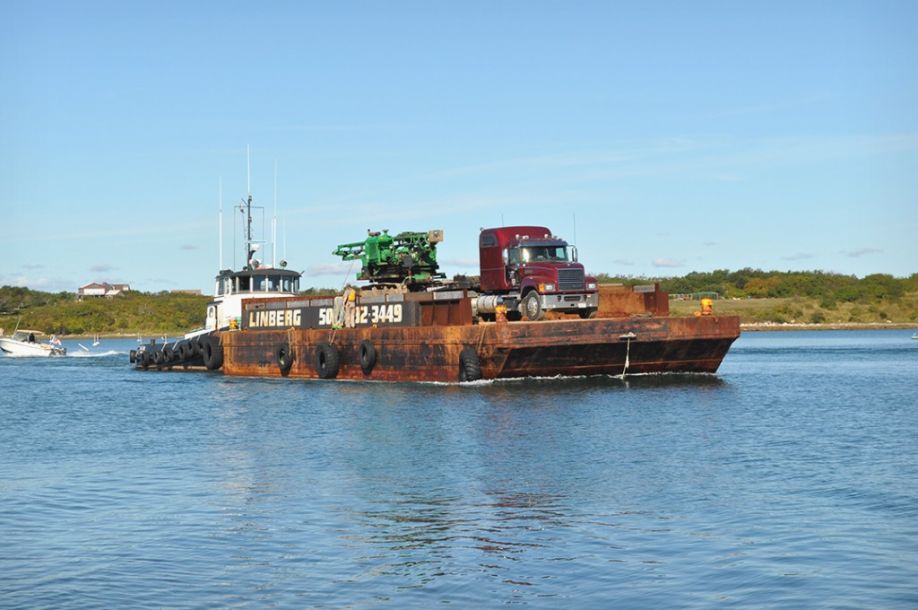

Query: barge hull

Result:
[220,315,740,382]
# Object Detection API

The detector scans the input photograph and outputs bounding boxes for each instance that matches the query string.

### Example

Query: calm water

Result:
[1,330,917,609]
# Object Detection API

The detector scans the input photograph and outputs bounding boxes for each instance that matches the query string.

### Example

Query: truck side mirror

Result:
[502,248,508,264]
[571,246,578,262]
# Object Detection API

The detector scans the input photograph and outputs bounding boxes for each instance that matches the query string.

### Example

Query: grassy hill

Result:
[0,288,210,336]
[668,295,918,325]
[599,269,918,326]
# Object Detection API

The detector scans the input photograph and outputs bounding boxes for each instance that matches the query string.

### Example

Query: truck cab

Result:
[479,226,598,320]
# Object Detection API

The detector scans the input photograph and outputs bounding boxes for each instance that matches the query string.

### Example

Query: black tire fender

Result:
[202,334,224,370]
[315,342,340,379]
[277,343,295,376]
[359,340,377,375]
[459,346,482,382]
[129,349,136,364]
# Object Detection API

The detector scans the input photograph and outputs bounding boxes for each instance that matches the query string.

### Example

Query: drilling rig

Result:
[333,229,445,290]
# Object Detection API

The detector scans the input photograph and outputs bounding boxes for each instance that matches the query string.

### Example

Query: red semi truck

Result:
[477,226,598,320]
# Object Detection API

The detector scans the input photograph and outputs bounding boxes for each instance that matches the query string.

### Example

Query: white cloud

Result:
[441,258,479,268]
[304,262,357,277]
[1,274,73,292]
[781,252,814,261]
[843,247,881,258]
[90,263,118,273]
[652,258,683,268]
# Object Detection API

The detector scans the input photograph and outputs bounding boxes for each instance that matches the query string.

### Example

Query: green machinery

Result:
[333,229,445,288]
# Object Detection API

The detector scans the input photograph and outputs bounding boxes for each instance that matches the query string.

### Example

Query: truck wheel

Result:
[579,308,597,319]
[521,291,545,321]
[459,346,481,382]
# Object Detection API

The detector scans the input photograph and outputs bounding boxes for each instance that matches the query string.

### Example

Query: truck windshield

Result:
[521,245,568,262]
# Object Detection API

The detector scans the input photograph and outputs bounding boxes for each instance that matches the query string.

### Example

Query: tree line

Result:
[595,269,917,306]
[2,270,916,334]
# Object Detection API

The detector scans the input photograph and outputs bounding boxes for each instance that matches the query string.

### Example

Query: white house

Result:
[78,282,131,297]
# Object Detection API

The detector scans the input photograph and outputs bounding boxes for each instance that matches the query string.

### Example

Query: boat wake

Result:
[68,350,123,358]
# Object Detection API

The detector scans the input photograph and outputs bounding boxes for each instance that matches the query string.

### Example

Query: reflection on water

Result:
[1,331,917,608]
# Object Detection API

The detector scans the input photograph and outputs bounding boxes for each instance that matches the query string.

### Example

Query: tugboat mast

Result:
[245,194,256,267]
[241,145,260,270]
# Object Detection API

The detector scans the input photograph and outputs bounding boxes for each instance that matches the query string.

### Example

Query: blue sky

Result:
[3,1,916,293]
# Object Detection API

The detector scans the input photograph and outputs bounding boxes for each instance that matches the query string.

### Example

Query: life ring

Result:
[315,342,340,379]
[201,335,224,370]
[277,343,295,376]
[359,340,377,375]
[459,346,481,382]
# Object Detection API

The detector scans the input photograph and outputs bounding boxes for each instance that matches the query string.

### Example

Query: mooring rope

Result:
[619,332,636,378]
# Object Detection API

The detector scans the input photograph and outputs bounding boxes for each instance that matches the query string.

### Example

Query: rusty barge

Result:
[130,192,740,381]
[223,290,738,382]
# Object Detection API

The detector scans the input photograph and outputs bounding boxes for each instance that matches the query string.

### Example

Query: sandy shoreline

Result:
[741,322,917,332]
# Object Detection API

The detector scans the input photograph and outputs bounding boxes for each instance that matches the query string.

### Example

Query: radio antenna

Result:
[273,160,278,267]
[218,177,224,270]
[239,147,256,268]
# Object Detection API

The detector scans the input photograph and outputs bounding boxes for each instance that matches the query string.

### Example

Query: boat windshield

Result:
[12,331,42,342]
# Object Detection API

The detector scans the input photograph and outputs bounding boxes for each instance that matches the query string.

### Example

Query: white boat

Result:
[0,330,67,357]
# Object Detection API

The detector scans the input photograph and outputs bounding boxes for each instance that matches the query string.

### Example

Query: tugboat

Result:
[130,193,302,371]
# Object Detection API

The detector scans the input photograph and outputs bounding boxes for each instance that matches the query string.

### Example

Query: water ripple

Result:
[1,330,917,608]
